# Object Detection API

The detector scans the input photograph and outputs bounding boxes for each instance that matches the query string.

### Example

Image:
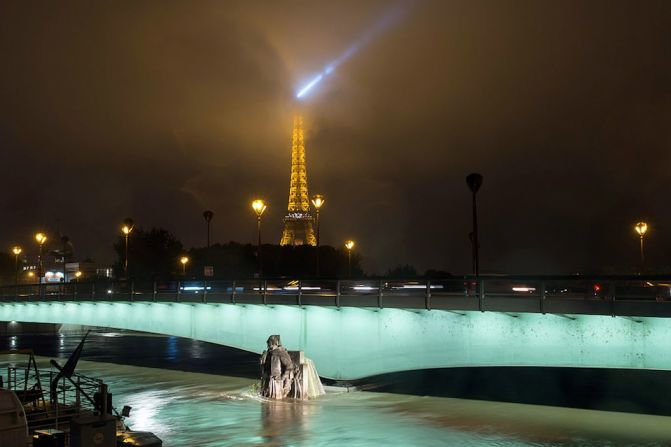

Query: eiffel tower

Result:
[280,115,317,246]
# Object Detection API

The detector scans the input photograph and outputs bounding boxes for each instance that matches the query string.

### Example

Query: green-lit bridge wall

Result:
[1,301,670,380]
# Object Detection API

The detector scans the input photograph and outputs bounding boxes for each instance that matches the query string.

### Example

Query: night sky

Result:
[1,1,670,275]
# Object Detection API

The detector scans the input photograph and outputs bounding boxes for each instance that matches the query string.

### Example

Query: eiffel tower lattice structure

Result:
[280,115,316,246]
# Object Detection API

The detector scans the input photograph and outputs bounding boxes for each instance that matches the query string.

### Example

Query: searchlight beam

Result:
[295,3,408,99]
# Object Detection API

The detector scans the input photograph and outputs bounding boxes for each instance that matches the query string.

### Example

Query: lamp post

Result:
[121,218,134,278]
[251,199,267,277]
[466,173,483,275]
[345,240,355,278]
[34,233,47,284]
[11,246,22,286]
[180,256,189,276]
[311,194,325,277]
[634,221,648,274]
[203,210,214,248]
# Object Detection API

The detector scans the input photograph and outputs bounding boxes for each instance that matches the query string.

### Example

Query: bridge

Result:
[1,275,671,380]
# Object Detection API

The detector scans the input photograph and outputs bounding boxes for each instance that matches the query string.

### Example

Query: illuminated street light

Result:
[121,217,134,278]
[345,240,355,278]
[634,221,648,274]
[180,256,189,275]
[311,194,325,211]
[74,271,83,280]
[311,194,325,277]
[35,233,47,283]
[252,199,267,277]
[252,199,267,217]
[11,246,22,286]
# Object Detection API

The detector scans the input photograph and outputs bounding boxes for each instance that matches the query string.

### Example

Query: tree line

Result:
[112,227,365,279]
[1,227,428,285]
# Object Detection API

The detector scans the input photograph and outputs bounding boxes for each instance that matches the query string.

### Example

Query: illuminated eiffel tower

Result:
[280,115,317,246]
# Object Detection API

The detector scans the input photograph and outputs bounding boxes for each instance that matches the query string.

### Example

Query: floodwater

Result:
[2,332,671,446]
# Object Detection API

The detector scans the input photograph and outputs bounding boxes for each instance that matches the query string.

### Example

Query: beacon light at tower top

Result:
[294,3,409,100]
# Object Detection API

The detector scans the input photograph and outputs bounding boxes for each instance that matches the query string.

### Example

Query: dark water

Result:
[4,331,670,416]
[367,367,671,416]
[0,331,260,377]
[1,331,671,446]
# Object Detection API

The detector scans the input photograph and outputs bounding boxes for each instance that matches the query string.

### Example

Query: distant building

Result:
[22,260,109,283]
[96,267,114,279]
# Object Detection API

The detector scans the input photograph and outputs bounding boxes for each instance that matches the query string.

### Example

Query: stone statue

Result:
[259,334,326,400]
[260,335,294,399]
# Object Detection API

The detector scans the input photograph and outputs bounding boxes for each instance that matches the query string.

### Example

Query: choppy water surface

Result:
[1,333,671,446]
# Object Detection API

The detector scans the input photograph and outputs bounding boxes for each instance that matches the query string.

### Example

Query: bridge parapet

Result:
[1,275,671,318]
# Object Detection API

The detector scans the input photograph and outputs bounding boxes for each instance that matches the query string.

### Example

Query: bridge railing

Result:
[1,276,670,317]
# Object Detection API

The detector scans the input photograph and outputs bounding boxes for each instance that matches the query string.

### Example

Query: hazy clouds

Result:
[1,0,670,274]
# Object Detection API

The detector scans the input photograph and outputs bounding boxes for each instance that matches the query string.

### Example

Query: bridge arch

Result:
[2,301,671,380]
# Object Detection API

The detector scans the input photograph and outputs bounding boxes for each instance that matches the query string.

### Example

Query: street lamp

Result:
[251,199,267,277]
[311,194,325,276]
[74,271,83,280]
[466,173,484,275]
[634,221,648,274]
[11,246,22,286]
[203,210,214,248]
[180,256,189,276]
[121,218,134,278]
[35,233,47,283]
[345,240,355,278]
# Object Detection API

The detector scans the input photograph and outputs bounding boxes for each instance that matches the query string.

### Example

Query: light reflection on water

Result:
[2,332,671,447]
[15,359,664,447]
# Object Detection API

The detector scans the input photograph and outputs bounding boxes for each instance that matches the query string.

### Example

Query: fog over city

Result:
[2,0,670,274]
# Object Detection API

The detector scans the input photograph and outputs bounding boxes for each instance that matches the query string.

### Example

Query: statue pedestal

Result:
[288,351,325,400]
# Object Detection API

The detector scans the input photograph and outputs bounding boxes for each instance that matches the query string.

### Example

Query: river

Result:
[1,332,670,446]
